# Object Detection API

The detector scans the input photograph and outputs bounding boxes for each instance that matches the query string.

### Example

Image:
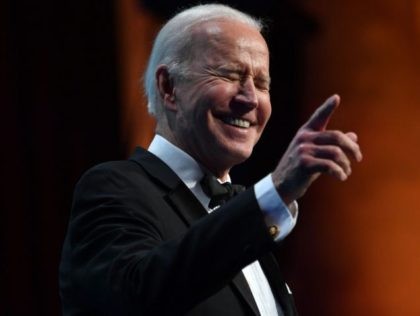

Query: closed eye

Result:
[205,66,270,90]
[254,78,270,91]
[218,69,242,81]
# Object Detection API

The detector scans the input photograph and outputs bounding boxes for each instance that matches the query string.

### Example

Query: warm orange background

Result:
[295,1,420,315]
[116,1,420,315]
[116,0,159,151]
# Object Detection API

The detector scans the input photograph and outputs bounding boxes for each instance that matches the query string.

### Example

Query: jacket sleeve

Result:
[59,161,276,315]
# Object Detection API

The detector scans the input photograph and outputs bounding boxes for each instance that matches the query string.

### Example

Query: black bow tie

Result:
[200,174,245,209]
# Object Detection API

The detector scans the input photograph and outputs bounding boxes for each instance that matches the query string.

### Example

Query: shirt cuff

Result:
[254,174,298,241]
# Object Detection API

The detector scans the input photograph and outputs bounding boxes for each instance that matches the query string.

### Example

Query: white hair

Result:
[143,4,263,117]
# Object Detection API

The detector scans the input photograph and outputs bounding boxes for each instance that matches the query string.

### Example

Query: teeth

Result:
[222,117,251,128]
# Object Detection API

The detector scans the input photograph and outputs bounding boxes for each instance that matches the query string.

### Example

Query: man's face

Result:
[169,20,271,176]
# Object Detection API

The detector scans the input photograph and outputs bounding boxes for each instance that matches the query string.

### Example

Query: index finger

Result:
[303,94,340,131]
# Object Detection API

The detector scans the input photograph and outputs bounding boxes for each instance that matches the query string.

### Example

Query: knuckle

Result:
[299,154,312,167]
[324,160,337,171]
[331,146,342,159]
[297,143,309,155]
[296,131,310,144]
[331,130,344,141]
[320,164,331,173]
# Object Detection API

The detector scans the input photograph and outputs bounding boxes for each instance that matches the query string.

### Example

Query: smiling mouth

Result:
[220,117,251,128]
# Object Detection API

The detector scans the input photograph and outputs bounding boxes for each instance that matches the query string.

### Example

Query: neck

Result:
[155,127,231,181]
[203,165,230,182]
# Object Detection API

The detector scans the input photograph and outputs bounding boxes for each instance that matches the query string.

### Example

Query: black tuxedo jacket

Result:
[60,147,298,315]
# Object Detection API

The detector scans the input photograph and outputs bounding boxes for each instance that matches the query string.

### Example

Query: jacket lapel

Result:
[130,147,261,315]
[130,146,207,224]
[259,253,298,316]
[231,273,261,315]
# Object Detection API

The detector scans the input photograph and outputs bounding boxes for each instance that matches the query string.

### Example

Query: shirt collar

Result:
[148,135,205,189]
[148,134,232,212]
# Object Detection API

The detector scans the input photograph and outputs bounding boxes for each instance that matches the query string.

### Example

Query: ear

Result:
[156,65,177,111]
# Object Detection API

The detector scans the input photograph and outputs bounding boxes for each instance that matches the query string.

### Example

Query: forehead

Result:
[188,19,269,69]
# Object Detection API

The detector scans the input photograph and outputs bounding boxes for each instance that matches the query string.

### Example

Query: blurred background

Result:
[1,0,419,315]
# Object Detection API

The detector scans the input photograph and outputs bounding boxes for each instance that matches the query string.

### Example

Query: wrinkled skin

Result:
[272,95,362,204]
[156,19,362,201]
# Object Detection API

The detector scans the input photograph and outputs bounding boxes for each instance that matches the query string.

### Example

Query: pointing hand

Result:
[272,95,363,204]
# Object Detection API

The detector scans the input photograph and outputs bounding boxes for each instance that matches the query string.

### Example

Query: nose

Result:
[234,76,258,109]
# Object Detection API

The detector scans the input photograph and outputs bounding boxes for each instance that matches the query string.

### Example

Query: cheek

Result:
[175,104,197,137]
[206,82,238,104]
[259,97,272,127]
[180,97,214,139]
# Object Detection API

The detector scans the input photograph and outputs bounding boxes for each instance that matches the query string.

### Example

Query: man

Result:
[60,4,362,316]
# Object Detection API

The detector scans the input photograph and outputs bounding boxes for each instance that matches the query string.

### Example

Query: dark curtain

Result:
[1,1,122,315]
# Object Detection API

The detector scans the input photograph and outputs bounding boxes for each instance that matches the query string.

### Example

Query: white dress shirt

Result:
[148,135,298,316]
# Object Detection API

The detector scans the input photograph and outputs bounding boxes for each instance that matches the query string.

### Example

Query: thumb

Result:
[303,94,340,131]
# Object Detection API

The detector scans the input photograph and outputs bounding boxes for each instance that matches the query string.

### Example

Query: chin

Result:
[222,144,254,166]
